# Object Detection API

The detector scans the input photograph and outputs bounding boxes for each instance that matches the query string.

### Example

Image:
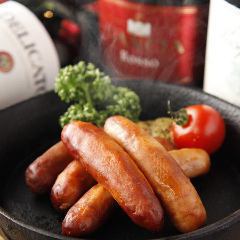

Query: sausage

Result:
[61,121,164,232]
[154,137,176,151]
[51,160,95,211]
[62,184,115,236]
[25,141,73,194]
[104,116,207,233]
[169,148,211,178]
[54,147,209,214]
[61,147,210,236]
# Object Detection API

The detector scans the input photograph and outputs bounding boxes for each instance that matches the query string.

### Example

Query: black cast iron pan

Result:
[1,80,240,240]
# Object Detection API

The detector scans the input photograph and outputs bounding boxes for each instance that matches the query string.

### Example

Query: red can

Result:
[99,0,209,85]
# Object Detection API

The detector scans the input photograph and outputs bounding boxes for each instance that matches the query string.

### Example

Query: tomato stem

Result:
[167,100,189,126]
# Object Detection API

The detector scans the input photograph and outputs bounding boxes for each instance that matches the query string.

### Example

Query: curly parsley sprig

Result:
[55,62,141,127]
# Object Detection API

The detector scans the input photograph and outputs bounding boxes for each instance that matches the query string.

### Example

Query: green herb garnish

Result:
[55,61,141,127]
[167,100,188,126]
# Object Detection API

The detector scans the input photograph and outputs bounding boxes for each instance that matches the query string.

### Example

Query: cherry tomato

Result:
[172,105,225,154]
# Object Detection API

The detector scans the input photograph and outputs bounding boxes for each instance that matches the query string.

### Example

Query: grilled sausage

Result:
[61,146,210,236]
[62,184,115,236]
[54,147,209,216]
[155,137,176,151]
[169,148,210,178]
[25,141,73,194]
[61,121,164,232]
[51,160,95,211]
[104,116,207,233]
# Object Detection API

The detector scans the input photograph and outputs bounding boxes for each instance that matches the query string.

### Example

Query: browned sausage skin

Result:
[155,137,176,151]
[104,116,207,233]
[25,141,73,194]
[61,121,164,232]
[51,160,95,211]
[62,184,115,236]
[52,147,209,213]
[61,146,211,236]
[58,147,209,236]
[169,148,210,178]
[50,144,209,212]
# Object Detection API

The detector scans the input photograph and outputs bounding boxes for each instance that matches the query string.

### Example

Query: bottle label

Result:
[204,0,240,106]
[0,1,60,109]
[99,0,208,84]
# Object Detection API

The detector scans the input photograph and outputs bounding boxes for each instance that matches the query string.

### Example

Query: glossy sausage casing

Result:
[155,137,176,151]
[61,147,210,236]
[25,141,73,194]
[62,184,115,236]
[104,116,207,233]
[169,148,210,178]
[61,121,164,232]
[52,147,209,212]
[51,160,95,211]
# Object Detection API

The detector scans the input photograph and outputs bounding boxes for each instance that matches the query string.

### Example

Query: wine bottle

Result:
[204,0,240,106]
[0,1,81,109]
[9,0,82,66]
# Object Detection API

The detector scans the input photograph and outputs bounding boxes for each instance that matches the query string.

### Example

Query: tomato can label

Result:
[99,0,208,84]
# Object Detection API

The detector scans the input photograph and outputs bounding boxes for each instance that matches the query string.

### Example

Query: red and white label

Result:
[99,0,208,84]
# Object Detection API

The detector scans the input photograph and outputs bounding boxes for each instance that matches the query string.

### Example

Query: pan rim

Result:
[1,80,240,116]
[1,206,240,240]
